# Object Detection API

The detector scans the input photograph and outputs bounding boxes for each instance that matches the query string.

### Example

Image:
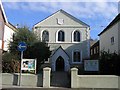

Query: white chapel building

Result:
[33,9,90,71]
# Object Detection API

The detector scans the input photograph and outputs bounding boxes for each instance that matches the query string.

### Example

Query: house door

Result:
[56,56,64,71]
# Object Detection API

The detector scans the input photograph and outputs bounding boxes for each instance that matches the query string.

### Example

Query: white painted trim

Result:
[40,29,44,41]
[56,29,65,43]
[35,26,88,28]
[0,40,2,49]
[47,42,82,44]
[72,49,82,64]
[86,27,90,39]
[71,29,82,43]
[41,29,49,42]
[0,0,8,23]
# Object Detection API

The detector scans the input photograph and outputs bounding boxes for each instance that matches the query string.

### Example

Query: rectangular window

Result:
[111,37,114,45]
[91,49,93,55]
[73,51,81,62]
[94,48,96,54]
[96,46,99,53]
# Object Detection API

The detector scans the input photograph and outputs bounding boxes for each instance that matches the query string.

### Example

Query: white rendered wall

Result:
[100,22,119,53]
[3,25,15,51]
[35,27,88,43]
[34,10,90,69]
[71,68,120,89]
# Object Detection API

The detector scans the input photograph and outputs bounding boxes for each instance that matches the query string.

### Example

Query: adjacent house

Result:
[3,22,17,51]
[33,9,90,71]
[0,0,16,52]
[0,0,7,50]
[98,13,120,54]
[90,40,99,59]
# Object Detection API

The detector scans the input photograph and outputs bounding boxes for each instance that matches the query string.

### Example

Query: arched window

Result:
[42,30,49,42]
[58,30,64,41]
[73,51,81,62]
[74,31,80,42]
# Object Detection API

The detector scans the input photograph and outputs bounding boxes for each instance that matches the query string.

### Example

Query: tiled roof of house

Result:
[98,13,120,36]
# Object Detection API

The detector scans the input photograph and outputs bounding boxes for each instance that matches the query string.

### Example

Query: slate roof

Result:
[98,13,120,36]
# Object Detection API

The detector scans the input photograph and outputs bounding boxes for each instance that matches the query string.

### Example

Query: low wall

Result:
[118,77,120,89]
[78,75,118,88]
[2,73,43,87]
[71,68,120,89]
[2,73,13,85]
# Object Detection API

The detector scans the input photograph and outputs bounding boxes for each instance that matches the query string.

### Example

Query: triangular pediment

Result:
[51,46,69,59]
[34,9,89,27]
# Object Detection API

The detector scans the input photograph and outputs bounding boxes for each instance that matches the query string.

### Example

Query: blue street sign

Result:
[18,42,27,86]
[18,42,27,52]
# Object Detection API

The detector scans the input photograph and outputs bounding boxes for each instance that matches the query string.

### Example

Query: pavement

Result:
[1,85,119,90]
[1,85,70,90]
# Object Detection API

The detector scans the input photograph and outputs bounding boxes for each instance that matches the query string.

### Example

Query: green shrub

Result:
[2,52,20,73]
[99,51,120,76]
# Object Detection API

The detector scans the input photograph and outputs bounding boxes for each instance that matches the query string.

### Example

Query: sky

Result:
[2,1,119,39]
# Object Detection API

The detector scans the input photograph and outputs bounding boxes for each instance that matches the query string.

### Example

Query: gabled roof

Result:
[34,9,89,27]
[5,22,17,31]
[50,46,70,58]
[0,0,17,31]
[98,13,120,36]
[0,0,8,23]
[90,40,99,48]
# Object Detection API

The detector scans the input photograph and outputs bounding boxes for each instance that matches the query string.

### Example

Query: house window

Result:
[73,51,81,62]
[111,37,114,45]
[42,30,49,42]
[91,49,93,55]
[58,30,64,41]
[74,31,80,42]
[94,48,96,54]
[96,46,98,53]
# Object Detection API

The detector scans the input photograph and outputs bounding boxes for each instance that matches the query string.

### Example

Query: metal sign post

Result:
[19,51,23,86]
[17,42,27,86]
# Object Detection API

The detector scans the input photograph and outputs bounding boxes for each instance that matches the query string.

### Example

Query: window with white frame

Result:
[74,31,80,42]
[42,30,49,42]
[73,51,81,62]
[58,30,64,41]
